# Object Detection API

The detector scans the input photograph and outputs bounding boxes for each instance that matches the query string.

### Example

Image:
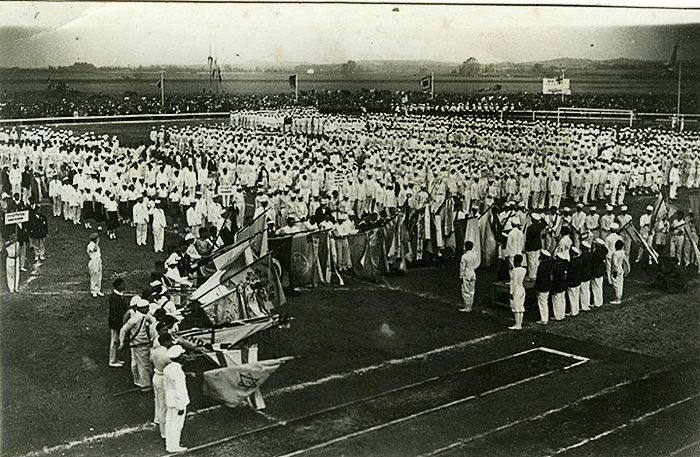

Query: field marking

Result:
[273,350,586,457]
[16,332,507,457]
[416,368,697,457]
[542,393,700,457]
[668,439,700,456]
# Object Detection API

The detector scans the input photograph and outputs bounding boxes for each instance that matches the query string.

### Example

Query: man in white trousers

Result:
[151,334,174,440]
[86,232,103,298]
[133,197,149,246]
[164,345,189,453]
[534,250,553,325]
[152,201,167,253]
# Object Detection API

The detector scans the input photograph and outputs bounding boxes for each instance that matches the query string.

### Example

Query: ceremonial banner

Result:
[621,221,659,264]
[234,212,269,256]
[177,315,279,348]
[651,194,679,228]
[203,357,292,407]
[689,192,700,235]
[349,226,389,281]
[683,224,700,273]
[191,254,284,325]
[479,207,498,267]
[269,230,328,287]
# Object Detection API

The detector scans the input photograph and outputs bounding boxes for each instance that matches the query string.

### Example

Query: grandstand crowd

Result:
[2,90,699,119]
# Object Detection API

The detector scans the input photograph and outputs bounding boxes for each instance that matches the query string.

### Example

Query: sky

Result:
[1,2,699,68]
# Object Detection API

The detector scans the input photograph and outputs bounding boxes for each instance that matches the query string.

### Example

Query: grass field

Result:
[1,121,700,457]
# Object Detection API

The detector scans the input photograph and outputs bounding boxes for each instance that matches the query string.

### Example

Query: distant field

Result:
[1,72,692,96]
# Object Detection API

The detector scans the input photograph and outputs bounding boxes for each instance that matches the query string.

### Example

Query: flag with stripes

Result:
[419,75,432,93]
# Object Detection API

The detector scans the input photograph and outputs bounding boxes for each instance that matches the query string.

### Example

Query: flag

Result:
[177,315,279,349]
[650,193,679,229]
[189,253,285,325]
[289,74,298,91]
[203,357,292,407]
[683,223,700,273]
[621,220,659,264]
[154,80,162,89]
[269,230,328,287]
[217,67,222,83]
[349,226,389,281]
[479,207,498,267]
[665,44,679,72]
[234,211,268,249]
[419,75,432,93]
[214,207,237,248]
[689,192,700,235]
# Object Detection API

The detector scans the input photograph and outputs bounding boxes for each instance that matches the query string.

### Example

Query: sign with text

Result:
[542,78,571,95]
[4,210,29,225]
[218,185,236,196]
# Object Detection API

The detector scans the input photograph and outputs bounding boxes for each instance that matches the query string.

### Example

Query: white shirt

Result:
[164,362,190,410]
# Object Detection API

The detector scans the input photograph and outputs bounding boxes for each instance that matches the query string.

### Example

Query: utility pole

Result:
[160,71,165,107]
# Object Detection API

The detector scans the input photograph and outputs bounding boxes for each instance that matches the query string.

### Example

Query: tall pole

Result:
[676,59,682,130]
[430,71,435,100]
[295,74,299,103]
[160,71,164,107]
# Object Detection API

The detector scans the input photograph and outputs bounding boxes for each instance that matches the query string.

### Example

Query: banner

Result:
[621,221,659,264]
[177,315,279,348]
[542,78,571,95]
[349,225,389,281]
[203,357,292,407]
[269,230,329,287]
[191,254,284,325]
[479,207,498,267]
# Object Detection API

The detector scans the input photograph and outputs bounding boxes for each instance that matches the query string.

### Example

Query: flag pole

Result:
[160,71,164,107]
[430,71,434,100]
[676,58,682,130]
[295,74,299,103]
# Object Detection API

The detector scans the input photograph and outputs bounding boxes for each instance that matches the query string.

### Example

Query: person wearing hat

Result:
[579,241,593,312]
[610,239,630,305]
[591,238,608,308]
[163,344,189,453]
[458,240,481,313]
[151,201,167,253]
[504,217,525,269]
[534,250,554,325]
[551,251,569,321]
[669,161,680,201]
[508,254,527,330]
[119,298,157,391]
[635,205,654,264]
[4,232,20,293]
[566,246,582,317]
[617,206,633,259]
[585,206,600,242]
[599,205,615,241]
[86,232,103,298]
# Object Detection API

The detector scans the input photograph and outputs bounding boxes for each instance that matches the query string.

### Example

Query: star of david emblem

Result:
[238,372,259,389]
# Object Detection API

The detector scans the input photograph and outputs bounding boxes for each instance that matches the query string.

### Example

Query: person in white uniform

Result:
[164,345,190,453]
[86,232,103,298]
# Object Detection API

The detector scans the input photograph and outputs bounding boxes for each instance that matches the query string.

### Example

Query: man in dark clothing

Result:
[27,203,48,262]
[551,252,569,321]
[534,250,554,325]
[578,241,593,312]
[20,166,32,204]
[525,212,546,280]
[0,166,11,195]
[108,278,127,367]
[567,247,583,316]
[591,238,608,308]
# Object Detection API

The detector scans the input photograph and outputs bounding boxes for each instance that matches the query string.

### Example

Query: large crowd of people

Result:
[2,90,698,119]
[1,108,700,452]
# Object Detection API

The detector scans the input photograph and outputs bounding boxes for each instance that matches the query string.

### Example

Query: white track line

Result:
[543,394,700,457]
[417,368,696,457]
[274,357,584,457]
[17,332,507,457]
[668,439,700,456]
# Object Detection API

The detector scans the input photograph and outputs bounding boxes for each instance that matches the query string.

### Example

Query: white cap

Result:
[540,249,551,257]
[606,205,613,211]
[531,213,542,221]
[581,240,591,249]
[610,223,620,231]
[571,246,581,255]
[646,205,654,211]
[167,345,186,359]
[595,238,605,245]
[621,206,628,211]
[556,252,568,260]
